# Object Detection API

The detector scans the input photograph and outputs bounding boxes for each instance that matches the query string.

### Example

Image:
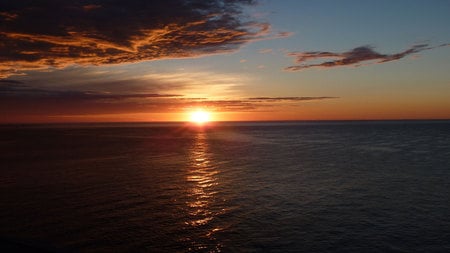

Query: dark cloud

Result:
[0,83,186,118]
[0,79,23,84]
[0,82,337,117]
[180,99,258,112]
[0,82,181,99]
[248,96,338,101]
[0,0,271,77]
[284,44,447,71]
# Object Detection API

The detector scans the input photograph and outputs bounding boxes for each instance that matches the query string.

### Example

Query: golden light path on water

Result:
[185,129,224,252]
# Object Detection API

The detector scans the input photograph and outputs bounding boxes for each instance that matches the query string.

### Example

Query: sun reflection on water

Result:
[184,130,223,252]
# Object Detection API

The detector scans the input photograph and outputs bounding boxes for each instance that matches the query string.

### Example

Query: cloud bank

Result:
[248,96,337,101]
[0,81,337,116]
[285,44,447,71]
[0,0,272,77]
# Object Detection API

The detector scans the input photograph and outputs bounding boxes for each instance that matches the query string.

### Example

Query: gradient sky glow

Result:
[1,0,449,123]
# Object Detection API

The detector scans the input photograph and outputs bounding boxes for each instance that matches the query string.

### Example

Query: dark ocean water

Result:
[1,121,450,252]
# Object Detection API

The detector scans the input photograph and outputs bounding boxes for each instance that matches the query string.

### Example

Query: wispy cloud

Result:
[0,79,23,84]
[0,82,337,116]
[248,96,338,101]
[284,44,448,71]
[0,82,181,99]
[9,66,250,99]
[0,0,275,78]
[141,71,247,98]
[258,48,273,54]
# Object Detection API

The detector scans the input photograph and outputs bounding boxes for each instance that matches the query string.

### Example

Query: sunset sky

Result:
[1,0,449,123]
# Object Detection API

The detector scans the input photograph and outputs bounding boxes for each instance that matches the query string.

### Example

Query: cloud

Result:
[0,0,273,78]
[0,82,337,116]
[0,79,23,84]
[284,44,447,71]
[258,48,273,54]
[248,96,338,101]
[0,82,186,116]
[16,65,275,103]
[0,82,181,99]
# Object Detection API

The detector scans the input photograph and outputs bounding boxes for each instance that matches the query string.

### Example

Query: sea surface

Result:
[1,120,450,252]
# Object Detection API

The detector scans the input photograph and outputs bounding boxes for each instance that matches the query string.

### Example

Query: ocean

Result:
[1,121,450,252]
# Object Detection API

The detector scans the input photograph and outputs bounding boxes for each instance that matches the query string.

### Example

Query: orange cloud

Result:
[0,0,272,78]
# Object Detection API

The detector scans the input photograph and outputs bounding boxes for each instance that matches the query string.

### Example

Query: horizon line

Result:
[1,118,450,126]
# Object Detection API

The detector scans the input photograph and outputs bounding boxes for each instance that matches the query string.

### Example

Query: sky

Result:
[1,0,449,123]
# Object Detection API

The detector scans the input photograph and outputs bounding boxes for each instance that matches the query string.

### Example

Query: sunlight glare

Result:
[190,110,211,124]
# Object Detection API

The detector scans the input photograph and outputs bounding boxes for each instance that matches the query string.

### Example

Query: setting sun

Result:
[190,110,211,124]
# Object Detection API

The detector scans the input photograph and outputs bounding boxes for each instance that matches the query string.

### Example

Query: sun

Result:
[190,110,211,124]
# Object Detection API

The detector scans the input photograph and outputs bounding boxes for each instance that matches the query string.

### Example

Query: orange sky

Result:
[1,1,449,123]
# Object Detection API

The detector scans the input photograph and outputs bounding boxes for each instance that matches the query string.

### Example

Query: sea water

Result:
[1,121,450,252]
